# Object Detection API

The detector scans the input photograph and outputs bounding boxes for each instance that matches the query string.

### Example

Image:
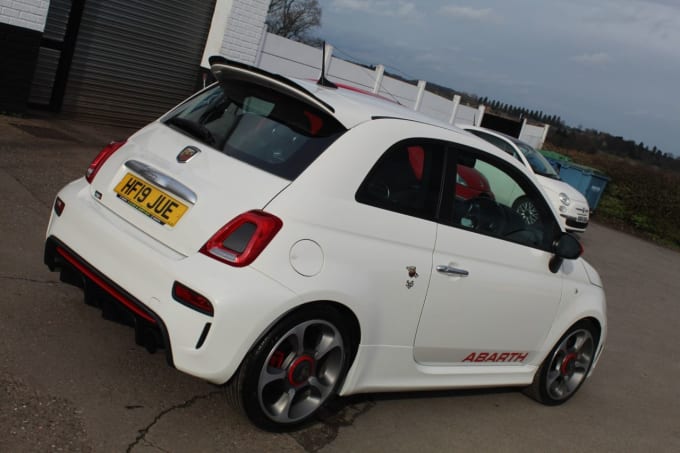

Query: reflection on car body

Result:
[461,126,590,232]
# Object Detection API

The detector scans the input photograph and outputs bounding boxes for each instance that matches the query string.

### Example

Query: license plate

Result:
[577,216,587,223]
[114,173,188,226]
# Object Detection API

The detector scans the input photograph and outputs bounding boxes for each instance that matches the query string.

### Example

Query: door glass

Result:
[449,151,556,250]
[356,140,444,220]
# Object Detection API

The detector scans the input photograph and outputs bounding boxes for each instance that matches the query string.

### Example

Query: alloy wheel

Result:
[544,328,594,400]
[257,319,345,423]
[516,199,539,225]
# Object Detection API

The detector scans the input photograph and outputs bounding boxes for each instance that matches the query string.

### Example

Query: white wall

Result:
[452,105,480,126]
[201,0,269,66]
[221,0,269,64]
[378,76,419,108]
[327,57,375,91]
[0,0,48,31]
[258,32,321,78]
[519,123,548,149]
[420,91,457,124]
[208,23,551,147]
[256,32,540,136]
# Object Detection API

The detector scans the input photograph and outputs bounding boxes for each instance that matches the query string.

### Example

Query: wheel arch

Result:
[244,300,362,374]
[525,314,603,405]
[539,313,606,375]
[577,316,605,367]
[225,299,362,429]
[579,316,602,344]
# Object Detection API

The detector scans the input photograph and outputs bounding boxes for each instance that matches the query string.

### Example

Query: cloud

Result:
[569,52,612,65]
[439,5,495,21]
[330,0,418,18]
[330,0,372,12]
[573,0,680,56]
[396,2,416,16]
[415,50,459,64]
[635,0,680,9]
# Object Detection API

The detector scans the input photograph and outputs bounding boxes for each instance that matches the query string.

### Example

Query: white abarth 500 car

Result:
[461,125,591,233]
[45,58,606,431]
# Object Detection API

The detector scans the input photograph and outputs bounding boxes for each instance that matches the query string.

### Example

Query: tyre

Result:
[525,321,598,405]
[226,306,350,431]
[512,196,540,226]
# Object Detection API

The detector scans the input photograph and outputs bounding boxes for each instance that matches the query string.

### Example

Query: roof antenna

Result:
[318,41,338,89]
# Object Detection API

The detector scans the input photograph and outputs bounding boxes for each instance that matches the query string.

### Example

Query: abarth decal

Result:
[177,146,201,163]
[462,352,529,363]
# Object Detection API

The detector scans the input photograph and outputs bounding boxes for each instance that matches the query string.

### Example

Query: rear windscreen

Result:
[164,81,346,180]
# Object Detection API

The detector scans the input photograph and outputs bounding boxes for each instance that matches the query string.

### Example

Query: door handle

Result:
[436,265,469,277]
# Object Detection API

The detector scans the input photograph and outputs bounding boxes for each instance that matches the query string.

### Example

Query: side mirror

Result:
[549,233,583,273]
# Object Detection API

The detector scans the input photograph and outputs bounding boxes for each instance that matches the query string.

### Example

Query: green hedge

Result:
[544,144,680,248]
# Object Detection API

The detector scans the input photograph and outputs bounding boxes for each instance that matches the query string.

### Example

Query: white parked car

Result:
[460,126,590,233]
[44,58,606,431]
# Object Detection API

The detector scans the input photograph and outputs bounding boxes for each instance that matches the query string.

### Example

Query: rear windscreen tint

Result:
[165,82,346,180]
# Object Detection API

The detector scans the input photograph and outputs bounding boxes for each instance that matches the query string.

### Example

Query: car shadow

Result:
[288,387,522,450]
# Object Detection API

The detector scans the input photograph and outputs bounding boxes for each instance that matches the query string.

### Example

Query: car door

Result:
[414,145,564,366]
[345,137,446,346]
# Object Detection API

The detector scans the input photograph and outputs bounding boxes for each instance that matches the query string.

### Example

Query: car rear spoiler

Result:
[209,56,336,116]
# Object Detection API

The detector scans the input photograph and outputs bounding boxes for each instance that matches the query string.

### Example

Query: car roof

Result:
[293,78,460,131]
[207,58,537,175]
[209,56,463,133]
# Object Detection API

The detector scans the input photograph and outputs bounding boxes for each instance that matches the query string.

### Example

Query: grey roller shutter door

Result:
[62,0,215,127]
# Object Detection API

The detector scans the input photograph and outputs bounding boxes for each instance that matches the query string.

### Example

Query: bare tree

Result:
[266,0,322,45]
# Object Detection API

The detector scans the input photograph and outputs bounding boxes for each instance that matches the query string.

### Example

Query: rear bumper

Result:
[45,178,297,384]
[44,238,174,363]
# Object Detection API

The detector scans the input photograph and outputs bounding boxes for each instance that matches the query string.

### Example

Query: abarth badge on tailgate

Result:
[177,146,200,163]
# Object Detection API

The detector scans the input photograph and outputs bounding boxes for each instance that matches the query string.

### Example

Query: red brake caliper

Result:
[561,353,578,376]
[269,350,285,368]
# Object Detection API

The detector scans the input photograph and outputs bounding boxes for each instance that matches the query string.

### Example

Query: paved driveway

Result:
[1,116,678,452]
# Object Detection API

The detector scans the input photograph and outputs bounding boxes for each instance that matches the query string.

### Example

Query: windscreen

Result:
[165,81,346,180]
[514,141,560,179]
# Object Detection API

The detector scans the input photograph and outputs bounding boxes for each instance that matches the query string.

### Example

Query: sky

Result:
[315,0,680,156]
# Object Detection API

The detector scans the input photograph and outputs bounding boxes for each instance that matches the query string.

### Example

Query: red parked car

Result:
[456,164,494,200]
[407,145,494,200]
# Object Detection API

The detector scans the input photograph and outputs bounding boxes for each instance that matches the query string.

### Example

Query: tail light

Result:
[86,140,126,183]
[200,210,283,267]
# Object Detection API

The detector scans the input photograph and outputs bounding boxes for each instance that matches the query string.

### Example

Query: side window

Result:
[448,149,557,250]
[356,140,444,220]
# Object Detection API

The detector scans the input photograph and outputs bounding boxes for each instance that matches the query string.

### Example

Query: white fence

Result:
[255,33,548,148]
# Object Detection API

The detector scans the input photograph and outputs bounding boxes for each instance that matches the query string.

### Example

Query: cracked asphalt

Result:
[1,114,679,452]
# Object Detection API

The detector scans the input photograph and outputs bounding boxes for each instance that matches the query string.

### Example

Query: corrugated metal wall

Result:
[61,0,215,127]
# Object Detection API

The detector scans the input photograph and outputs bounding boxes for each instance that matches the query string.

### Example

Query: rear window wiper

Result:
[166,117,216,147]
